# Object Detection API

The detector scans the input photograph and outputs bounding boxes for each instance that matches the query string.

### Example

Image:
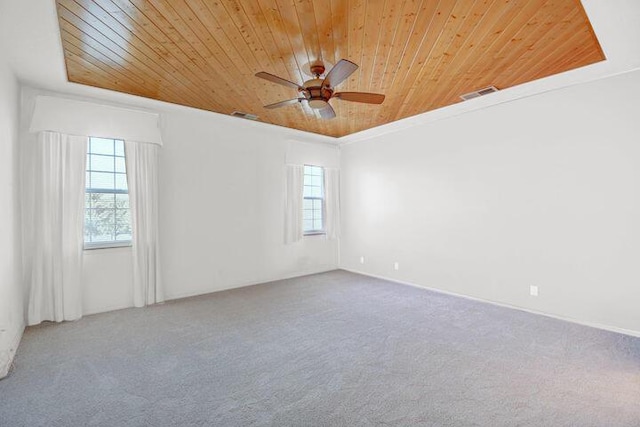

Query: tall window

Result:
[303,165,324,235]
[84,137,131,248]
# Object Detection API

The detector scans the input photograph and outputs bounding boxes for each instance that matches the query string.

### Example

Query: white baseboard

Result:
[83,302,135,317]
[164,266,340,302]
[83,267,340,316]
[0,323,25,379]
[341,267,640,338]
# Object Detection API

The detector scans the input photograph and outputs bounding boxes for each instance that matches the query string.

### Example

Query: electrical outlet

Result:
[359,256,365,264]
[393,262,399,271]
[530,285,539,297]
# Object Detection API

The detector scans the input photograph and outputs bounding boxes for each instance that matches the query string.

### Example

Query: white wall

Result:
[21,70,640,336]
[340,69,640,335]
[0,58,22,377]
[17,90,340,315]
[159,112,339,300]
[82,247,133,315]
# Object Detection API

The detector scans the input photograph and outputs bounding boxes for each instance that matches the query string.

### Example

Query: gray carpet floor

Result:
[1,270,639,426]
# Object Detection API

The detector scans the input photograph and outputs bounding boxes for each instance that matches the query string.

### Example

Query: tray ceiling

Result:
[55,0,604,138]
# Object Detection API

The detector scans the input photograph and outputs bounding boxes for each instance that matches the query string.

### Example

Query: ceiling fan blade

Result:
[255,72,303,91]
[264,98,302,109]
[334,92,385,104]
[322,59,358,88]
[318,103,336,119]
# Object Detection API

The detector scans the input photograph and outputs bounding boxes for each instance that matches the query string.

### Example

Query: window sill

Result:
[84,242,132,251]
[304,232,326,237]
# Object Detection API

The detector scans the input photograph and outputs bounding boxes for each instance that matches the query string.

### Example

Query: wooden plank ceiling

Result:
[56,0,604,138]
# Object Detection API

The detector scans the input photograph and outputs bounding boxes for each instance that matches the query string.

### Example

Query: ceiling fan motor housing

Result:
[302,78,333,109]
[309,62,326,77]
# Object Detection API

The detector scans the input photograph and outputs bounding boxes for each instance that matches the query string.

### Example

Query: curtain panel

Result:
[125,141,163,307]
[23,131,86,325]
[324,167,341,240]
[284,164,304,244]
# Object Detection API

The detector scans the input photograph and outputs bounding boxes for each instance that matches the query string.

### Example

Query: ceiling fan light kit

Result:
[256,59,385,119]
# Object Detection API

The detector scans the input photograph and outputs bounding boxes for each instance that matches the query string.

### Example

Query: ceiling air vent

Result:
[460,86,499,101]
[231,111,259,121]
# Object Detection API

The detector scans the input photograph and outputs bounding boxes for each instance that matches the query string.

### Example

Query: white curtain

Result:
[125,141,163,307]
[324,167,341,240]
[24,131,86,325]
[284,164,304,244]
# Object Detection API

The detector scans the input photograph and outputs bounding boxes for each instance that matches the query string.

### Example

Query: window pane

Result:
[114,173,128,191]
[90,193,115,209]
[92,216,115,238]
[303,199,313,209]
[302,165,325,234]
[85,137,131,247]
[303,219,313,231]
[114,157,126,173]
[90,138,114,156]
[114,140,125,157]
[90,172,115,190]
[92,229,116,242]
[115,208,130,226]
[90,154,115,172]
[115,193,129,208]
[85,220,96,240]
[115,230,131,240]
[115,231,131,241]
[90,207,115,223]
[303,185,313,198]
[115,208,131,239]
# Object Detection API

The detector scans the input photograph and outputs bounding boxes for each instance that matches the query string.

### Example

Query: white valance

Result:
[29,96,163,145]
[285,140,339,168]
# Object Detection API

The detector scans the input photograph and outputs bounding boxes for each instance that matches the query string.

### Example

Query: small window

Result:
[303,165,324,235]
[84,137,132,249]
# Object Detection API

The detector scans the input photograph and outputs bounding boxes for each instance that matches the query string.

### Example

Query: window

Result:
[303,165,324,235]
[84,137,131,249]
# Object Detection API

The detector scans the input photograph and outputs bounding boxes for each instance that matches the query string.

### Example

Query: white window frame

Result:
[303,164,326,236]
[84,137,132,250]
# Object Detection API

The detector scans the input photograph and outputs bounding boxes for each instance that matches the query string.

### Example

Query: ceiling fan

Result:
[255,59,385,119]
